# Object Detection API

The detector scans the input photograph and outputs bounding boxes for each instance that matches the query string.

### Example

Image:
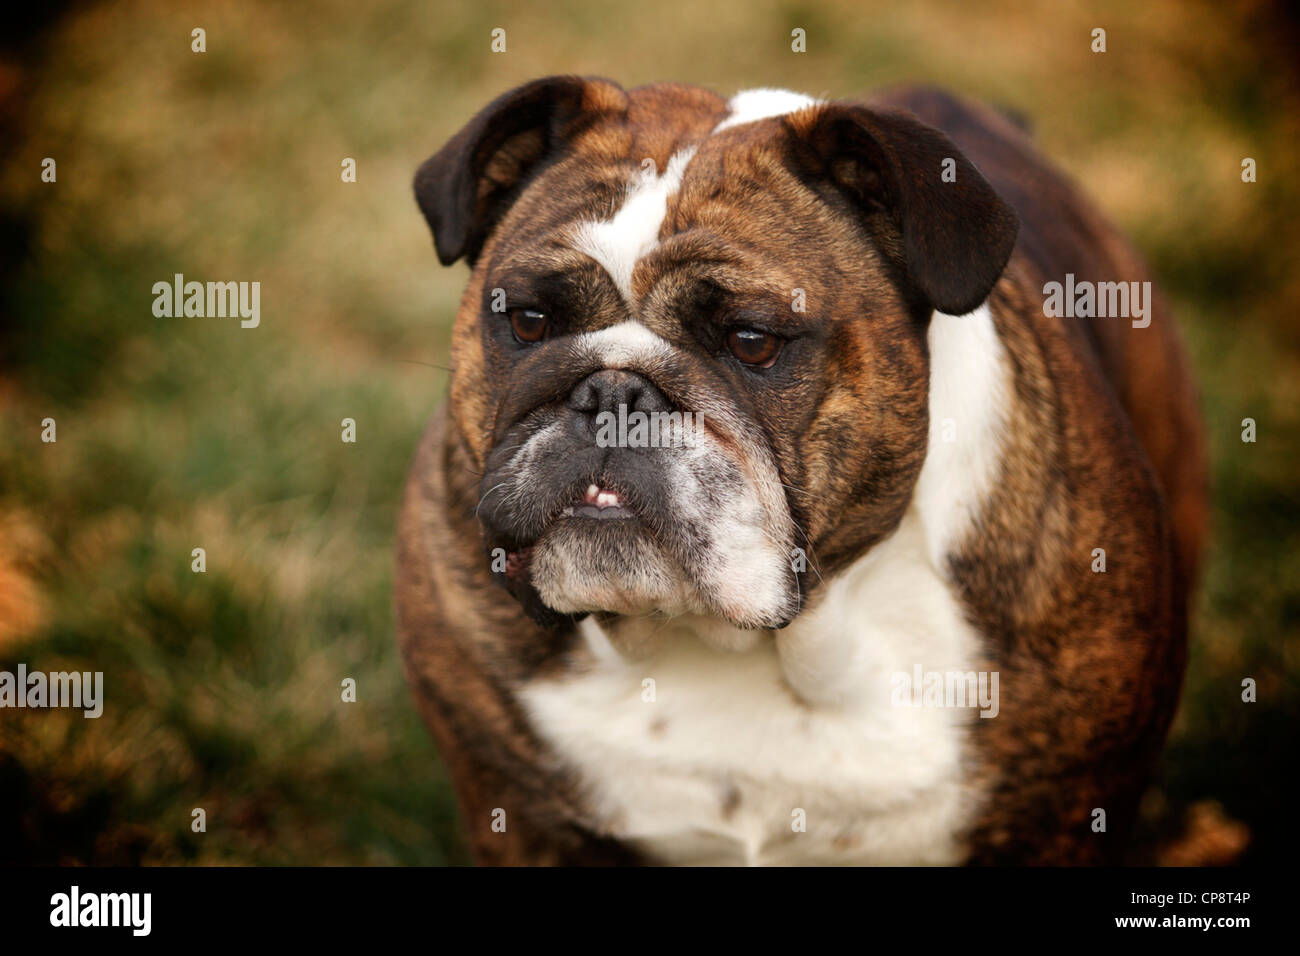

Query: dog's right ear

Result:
[414,75,627,266]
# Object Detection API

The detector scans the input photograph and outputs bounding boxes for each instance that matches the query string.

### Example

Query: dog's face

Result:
[414,77,1017,634]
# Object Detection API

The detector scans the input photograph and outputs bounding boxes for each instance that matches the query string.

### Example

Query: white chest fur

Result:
[519,305,1008,865]
[521,511,984,865]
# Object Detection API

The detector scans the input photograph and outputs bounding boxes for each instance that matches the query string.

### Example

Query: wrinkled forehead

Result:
[485,87,824,303]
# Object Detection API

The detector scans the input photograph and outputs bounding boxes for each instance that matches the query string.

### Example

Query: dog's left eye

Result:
[509,308,549,344]
[727,328,782,368]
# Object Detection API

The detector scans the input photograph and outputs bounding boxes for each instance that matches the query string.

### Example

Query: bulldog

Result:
[395,77,1207,865]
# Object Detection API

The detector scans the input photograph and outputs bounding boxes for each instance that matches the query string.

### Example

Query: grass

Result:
[0,0,1296,864]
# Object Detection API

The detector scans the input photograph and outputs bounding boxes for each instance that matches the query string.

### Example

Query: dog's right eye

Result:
[727,327,783,368]
[509,308,549,344]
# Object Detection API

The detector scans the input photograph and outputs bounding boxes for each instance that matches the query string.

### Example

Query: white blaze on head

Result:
[571,149,696,302]
[713,88,820,132]
[572,320,674,369]
[570,89,818,303]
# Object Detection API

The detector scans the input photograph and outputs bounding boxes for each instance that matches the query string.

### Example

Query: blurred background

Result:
[0,0,1295,865]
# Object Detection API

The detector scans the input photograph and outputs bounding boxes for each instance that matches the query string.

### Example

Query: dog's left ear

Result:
[783,104,1019,315]
[414,75,628,266]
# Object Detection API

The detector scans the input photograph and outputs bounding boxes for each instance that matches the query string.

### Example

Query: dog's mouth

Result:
[480,413,800,630]
[562,483,636,520]
[502,482,638,586]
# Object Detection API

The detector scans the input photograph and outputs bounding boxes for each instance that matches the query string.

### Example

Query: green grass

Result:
[1,0,1296,864]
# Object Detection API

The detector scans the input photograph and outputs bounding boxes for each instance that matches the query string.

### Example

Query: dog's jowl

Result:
[395,77,1208,865]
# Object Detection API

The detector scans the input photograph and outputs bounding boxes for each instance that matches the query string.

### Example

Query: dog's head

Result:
[414,77,1016,636]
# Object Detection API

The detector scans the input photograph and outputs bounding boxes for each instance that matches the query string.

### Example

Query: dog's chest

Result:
[519,512,987,865]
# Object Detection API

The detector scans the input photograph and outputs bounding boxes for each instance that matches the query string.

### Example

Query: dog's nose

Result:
[567,369,671,418]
